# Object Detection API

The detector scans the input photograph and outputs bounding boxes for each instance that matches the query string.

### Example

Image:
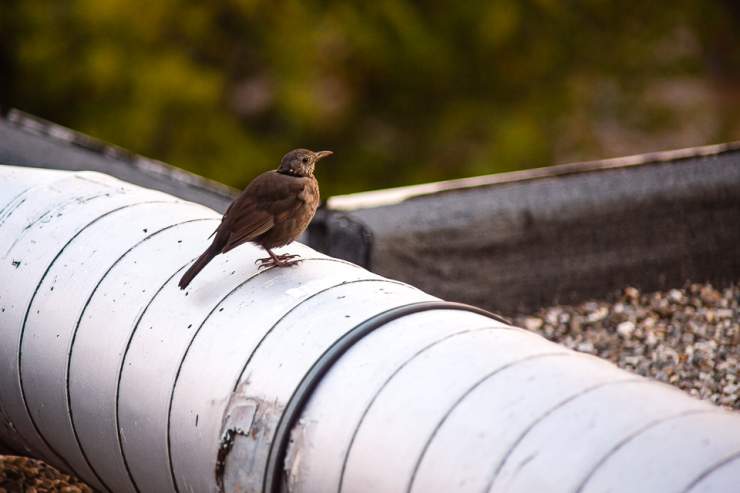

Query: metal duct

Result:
[0,164,739,493]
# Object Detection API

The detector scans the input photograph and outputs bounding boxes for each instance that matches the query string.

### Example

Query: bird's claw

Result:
[255,253,302,269]
[276,253,301,261]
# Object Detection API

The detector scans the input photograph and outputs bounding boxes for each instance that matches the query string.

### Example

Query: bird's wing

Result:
[220,172,308,253]
[220,206,274,252]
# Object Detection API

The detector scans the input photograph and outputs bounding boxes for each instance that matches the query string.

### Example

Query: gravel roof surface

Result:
[1,282,738,489]
[0,455,91,492]
[515,282,739,409]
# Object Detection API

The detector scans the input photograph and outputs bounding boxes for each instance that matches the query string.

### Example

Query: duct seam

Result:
[264,300,512,493]
[0,176,62,457]
[5,191,114,256]
[0,171,69,226]
[63,216,219,492]
[116,255,371,493]
[0,188,32,225]
[214,276,415,493]
[405,351,575,493]
[167,257,378,493]
[483,377,647,492]
[15,199,179,477]
[682,450,740,493]
[114,258,197,493]
[573,408,724,493]
[335,323,529,493]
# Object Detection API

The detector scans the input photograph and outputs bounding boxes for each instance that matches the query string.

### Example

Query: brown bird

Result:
[178,148,332,289]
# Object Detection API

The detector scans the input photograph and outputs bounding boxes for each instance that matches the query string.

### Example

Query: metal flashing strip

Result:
[326,141,740,211]
[263,300,509,493]
[3,110,238,200]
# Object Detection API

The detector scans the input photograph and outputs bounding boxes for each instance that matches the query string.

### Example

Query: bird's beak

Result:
[314,150,333,161]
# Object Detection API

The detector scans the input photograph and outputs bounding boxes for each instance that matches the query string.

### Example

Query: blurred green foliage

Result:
[2,0,739,195]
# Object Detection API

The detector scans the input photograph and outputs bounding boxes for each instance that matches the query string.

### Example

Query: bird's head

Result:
[277,148,333,177]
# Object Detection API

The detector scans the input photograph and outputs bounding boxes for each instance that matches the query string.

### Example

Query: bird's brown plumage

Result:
[178,149,329,289]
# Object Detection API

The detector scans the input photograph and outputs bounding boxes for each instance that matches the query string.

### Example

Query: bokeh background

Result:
[2,0,739,196]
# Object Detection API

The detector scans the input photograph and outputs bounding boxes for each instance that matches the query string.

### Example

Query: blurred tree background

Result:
[1,0,739,196]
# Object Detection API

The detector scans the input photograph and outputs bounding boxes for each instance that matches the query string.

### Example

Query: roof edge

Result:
[327,140,740,211]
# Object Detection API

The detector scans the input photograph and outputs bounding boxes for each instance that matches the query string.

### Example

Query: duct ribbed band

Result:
[0,164,739,493]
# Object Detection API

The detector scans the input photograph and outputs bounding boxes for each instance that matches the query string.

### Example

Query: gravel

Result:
[1,281,738,488]
[516,282,739,409]
[0,455,91,492]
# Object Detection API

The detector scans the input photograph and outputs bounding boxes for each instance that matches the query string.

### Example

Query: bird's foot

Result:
[255,253,302,269]
[276,253,301,262]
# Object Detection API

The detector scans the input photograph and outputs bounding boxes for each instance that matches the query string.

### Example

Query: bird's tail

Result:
[178,234,226,289]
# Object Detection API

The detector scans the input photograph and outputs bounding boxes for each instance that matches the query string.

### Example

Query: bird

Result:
[178,148,332,290]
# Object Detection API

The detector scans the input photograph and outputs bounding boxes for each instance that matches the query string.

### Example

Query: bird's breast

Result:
[257,178,319,249]
[298,179,319,205]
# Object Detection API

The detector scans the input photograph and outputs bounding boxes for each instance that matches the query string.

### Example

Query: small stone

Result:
[586,306,609,323]
[577,341,595,353]
[642,316,657,329]
[723,383,738,394]
[617,321,635,338]
[523,317,543,331]
[668,289,684,303]
[715,309,734,319]
[545,309,561,326]
[624,286,640,300]
[700,285,722,305]
[623,355,641,366]
[645,330,658,346]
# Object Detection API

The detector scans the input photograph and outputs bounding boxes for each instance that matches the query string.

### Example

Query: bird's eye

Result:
[302,157,309,163]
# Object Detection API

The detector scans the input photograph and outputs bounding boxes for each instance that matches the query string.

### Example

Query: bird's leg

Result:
[255,249,302,269]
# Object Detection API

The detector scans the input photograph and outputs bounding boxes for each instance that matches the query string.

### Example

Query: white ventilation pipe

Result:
[0,164,738,493]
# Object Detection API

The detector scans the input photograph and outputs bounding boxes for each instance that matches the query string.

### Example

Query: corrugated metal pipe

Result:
[1,164,739,493]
